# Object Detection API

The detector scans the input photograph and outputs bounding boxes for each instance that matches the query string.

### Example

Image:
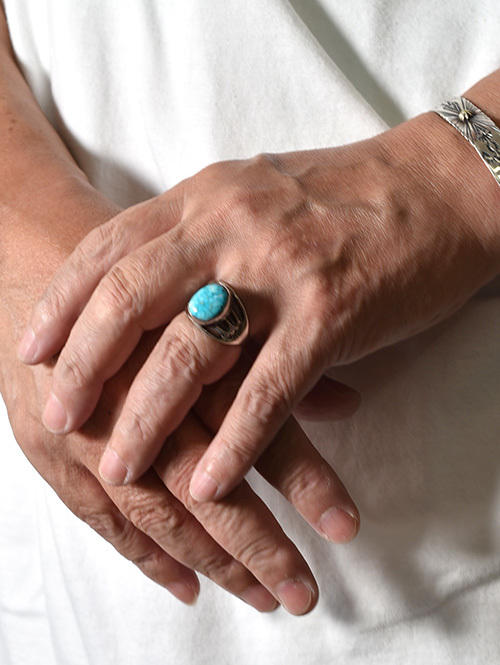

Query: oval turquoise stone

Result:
[188,283,229,322]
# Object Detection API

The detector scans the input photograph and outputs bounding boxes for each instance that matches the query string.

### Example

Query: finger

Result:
[195,360,359,543]
[98,315,240,485]
[76,490,201,605]
[255,419,360,544]
[155,413,318,616]
[67,430,277,613]
[40,223,215,435]
[190,328,323,501]
[17,192,184,365]
[29,444,201,605]
[104,470,278,613]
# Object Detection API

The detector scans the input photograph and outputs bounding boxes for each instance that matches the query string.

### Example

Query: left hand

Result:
[18,110,500,501]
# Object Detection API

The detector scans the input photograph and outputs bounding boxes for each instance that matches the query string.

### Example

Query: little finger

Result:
[255,420,360,544]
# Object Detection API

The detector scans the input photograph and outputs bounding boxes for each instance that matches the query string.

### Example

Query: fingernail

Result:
[190,471,219,502]
[241,585,279,613]
[42,392,68,433]
[276,579,315,615]
[18,327,38,363]
[166,582,199,606]
[99,447,130,485]
[318,507,359,544]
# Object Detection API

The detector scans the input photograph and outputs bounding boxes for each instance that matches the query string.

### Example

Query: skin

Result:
[21,71,500,504]
[0,7,362,615]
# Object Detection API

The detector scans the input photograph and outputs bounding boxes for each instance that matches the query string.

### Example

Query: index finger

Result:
[17,193,183,365]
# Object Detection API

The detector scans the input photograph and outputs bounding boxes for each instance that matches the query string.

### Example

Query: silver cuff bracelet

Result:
[434,97,500,187]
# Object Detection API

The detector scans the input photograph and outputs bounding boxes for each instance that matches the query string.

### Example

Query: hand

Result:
[20,96,500,501]
[5,324,357,615]
[1,182,360,616]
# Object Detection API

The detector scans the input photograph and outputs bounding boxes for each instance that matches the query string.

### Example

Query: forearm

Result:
[0,6,93,198]
[0,8,118,382]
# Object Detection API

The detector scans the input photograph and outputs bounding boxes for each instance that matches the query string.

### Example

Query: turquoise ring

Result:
[186,282,249,345]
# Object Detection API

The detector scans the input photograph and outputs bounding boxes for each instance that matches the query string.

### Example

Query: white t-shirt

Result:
[1,1,500,663]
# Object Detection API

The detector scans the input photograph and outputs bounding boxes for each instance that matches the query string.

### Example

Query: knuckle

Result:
[130,548,168,574]
[122,405,158,445]
[162,458,198,511]
[239,377,291,429]
[250,151,273,168]
[159,331,206,384]
[98,263,140,321]
[232,152,302,217]
[194,158,236,187]
[57,350,93,389]
[196,551,240,584]
[74,224,113,268]
[303,272,337,328]
[81,508,127,542]
[38,280,70,323]
[127,495,189,539]
[303,270,333,309]
[222,436,259,469]
[235,533,291,574]
[157,434,204,511]
[221,379,292,466]
[283,463,327,507]
[258,151,290,174]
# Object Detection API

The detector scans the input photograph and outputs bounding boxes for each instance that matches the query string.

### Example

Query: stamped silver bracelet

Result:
[434,97,500,188]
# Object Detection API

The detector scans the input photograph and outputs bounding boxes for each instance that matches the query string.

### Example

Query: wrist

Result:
[0,179,120,343]
[380,108,500,281]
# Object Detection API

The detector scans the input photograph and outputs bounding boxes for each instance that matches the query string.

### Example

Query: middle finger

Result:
[98,314,240,485]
